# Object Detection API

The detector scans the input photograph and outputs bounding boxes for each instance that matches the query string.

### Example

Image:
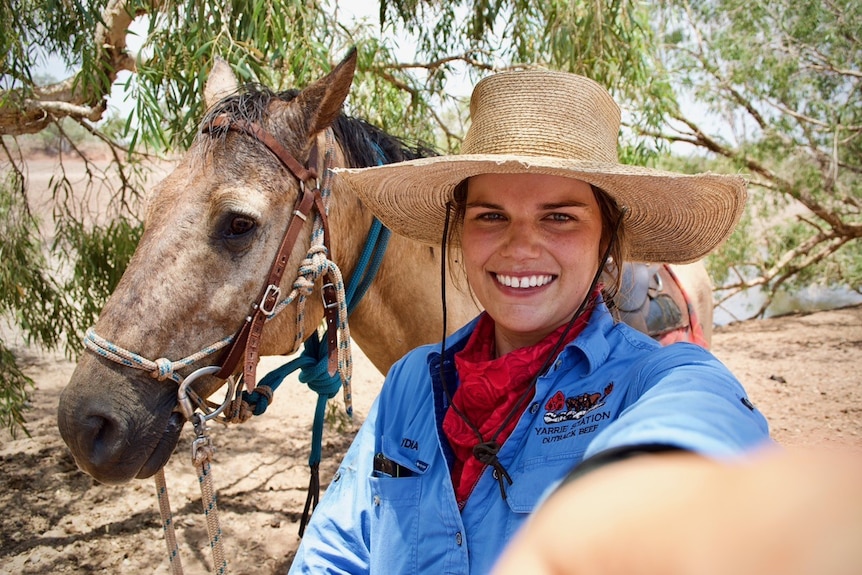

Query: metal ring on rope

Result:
[177,366,236,422]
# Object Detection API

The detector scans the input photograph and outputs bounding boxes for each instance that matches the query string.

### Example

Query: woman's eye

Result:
[476,212,505,222]
[226,215,256,237]
[547,213,574,222]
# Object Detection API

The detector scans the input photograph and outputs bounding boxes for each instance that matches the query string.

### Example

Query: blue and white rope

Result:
[83,329,234,384]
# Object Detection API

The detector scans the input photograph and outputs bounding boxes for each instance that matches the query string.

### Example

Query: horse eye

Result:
[226,215,256,237]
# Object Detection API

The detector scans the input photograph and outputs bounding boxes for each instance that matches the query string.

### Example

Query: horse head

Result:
[57,51,374,484]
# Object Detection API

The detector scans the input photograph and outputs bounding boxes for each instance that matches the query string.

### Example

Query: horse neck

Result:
[322,132,480,375]
[338,221,479,375]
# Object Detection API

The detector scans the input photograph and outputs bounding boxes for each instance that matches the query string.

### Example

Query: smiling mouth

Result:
[495,273,555,289]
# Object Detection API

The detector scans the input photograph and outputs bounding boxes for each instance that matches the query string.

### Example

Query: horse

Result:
[57,49,714,487]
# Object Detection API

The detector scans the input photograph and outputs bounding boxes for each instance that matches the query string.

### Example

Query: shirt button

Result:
[554,360,562,370]
[455,532,463,546]
[492,469,499,479]
[529,402,539,414]
[332,471,341,482]
[373,495,381,506]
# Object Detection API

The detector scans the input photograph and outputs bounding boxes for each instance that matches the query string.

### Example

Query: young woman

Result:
[288,69,770,573]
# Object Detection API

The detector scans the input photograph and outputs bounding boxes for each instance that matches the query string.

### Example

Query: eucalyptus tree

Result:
[649,0,861,317]
[1,0,662,434]
[3,0,859,434]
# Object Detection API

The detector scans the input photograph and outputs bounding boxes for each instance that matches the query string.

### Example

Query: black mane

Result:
[201,84,438,167]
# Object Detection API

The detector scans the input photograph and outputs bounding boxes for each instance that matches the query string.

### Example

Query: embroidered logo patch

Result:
[544,382,614,424]
[545,391,566,412]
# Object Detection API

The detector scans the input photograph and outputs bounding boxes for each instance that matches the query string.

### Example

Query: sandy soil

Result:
[2,304,861,574]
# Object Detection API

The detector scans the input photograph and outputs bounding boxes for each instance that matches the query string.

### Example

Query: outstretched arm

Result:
[492,447,862,575]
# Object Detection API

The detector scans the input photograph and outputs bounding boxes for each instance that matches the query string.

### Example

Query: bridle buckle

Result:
[258,284,281,315]
[321,281,338,309]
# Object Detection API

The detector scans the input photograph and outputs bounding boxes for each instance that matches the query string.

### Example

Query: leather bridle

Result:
[204,114,341,393]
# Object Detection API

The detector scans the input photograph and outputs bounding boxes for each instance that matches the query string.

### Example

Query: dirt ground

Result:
[2,304,861,574]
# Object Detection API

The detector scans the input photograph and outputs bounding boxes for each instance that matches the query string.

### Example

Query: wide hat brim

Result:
[335,155,746,264]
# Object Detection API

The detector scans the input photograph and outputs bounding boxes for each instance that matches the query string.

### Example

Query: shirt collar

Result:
[564,298,614,375]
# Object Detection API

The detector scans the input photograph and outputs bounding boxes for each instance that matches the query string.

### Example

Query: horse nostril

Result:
[58,373,181,484]
[84,413,123,468]
[58,398,129,475]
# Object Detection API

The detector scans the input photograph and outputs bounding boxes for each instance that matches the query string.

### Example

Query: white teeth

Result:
[496,274,553,289]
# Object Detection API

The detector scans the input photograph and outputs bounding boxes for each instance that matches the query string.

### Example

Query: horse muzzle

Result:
[57,359,186,484]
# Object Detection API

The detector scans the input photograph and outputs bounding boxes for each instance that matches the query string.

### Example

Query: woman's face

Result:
[462,173,604,356]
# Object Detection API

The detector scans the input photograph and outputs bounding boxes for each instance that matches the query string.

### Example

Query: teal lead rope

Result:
[245,142,392,536]
[243,216,391,536]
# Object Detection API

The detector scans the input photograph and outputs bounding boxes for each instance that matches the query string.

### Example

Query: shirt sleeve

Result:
[288,397,379,574]
[583,342,772,461]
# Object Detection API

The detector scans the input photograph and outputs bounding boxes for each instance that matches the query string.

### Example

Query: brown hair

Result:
[445,178,627,306]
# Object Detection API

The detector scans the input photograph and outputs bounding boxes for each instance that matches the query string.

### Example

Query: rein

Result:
[83,117,361,575]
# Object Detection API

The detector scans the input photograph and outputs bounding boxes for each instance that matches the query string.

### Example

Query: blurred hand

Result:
[492,446,862,575]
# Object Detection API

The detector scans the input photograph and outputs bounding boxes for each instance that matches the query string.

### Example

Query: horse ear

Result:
[294,48,358,135]
[204,57,240,109]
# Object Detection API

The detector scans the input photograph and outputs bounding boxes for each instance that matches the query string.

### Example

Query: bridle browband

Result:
[204,114,341,393]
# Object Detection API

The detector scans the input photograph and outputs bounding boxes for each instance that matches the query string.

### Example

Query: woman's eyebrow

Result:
[464,200,590,212]
[465,200,591,210]
[465,200,504,209]
[541,201,591,210]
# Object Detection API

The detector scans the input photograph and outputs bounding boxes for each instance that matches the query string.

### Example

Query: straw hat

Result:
[335,68,746,264]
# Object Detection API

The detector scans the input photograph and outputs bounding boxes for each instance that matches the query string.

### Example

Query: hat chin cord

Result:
[436,203,628,501]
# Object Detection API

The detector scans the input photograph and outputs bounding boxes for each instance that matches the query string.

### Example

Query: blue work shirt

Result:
[289,302,770,574]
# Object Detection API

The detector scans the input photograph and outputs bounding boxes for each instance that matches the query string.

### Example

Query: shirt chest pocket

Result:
[501,449,586,539]
[505,450,586,513]
[505,452,583,541]
[368,474,421,572]
[367,436,431,573]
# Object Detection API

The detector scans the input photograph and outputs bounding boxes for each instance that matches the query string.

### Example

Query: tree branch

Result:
[371,51,498,73]
[0,0,138,136]
[665,110,861,235]
[751,235,853,317]
[371,69,463,146]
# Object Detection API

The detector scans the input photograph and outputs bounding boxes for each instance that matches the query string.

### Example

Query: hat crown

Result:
[462,69,621,163]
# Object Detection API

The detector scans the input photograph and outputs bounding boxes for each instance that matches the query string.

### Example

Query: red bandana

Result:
[443,304,593,508]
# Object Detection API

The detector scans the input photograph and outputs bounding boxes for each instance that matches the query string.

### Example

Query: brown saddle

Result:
[613,263,690,339]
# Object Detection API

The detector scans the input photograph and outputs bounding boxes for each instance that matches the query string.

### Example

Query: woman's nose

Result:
[499,220,541,258]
